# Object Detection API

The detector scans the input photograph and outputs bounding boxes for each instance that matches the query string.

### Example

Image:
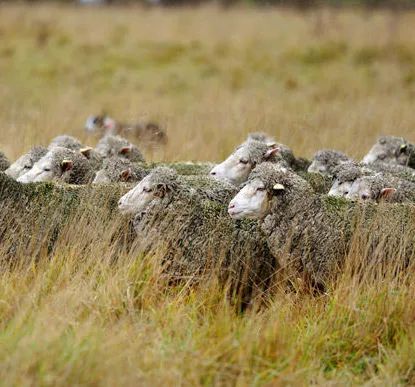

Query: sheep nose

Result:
[210,170,216,176]
[228,203,235,209]
[118,199,123,207]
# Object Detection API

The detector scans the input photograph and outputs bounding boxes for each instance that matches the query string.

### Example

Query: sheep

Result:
[328,161,415,198]
[118,167,276,304]
[307,149,351,177]
[118,167,236,215]
[228,163,415,289]
[346,173,415,203]
[209,138,297,186]
[328,161,372,197]
[93,157,148,184]
[17,146,94,185]
[95,135,145,163]
[4,146,48,179]
[85,114,167,145]
[0,151,10,172]
[48,135,84,151]
[363,136,415,168]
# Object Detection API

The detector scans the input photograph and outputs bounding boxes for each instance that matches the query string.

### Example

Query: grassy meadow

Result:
[1,3,415,386]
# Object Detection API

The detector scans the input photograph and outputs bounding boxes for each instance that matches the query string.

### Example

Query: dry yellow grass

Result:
[1,3,415,386]
[1,4,415,161]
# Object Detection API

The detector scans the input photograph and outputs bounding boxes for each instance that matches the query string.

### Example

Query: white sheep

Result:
[209,138,293,186]
[5,146,48,179]
[227,162,366,288]
[363,136,415,168]
[307,149,352,177]
[17,147,94,185]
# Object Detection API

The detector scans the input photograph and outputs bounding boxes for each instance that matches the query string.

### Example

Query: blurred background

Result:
[0,0,414,162]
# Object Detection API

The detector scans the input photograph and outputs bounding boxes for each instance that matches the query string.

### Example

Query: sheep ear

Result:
[120,169,131,181]
[273,183,285,192]
[379,187,396,201]
[265,144,280,160]
[120,146,131,155]
[61,159,73,172]
[80,146,93,159]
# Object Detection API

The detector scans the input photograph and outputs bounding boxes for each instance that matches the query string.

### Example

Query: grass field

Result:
[1,3,415,386]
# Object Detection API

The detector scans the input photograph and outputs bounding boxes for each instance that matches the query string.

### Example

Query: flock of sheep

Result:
[1,114,415,291]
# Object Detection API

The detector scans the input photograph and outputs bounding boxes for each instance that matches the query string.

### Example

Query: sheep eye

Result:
[239,158,249,165]
[44,168,51,172]
[378,154,386,160]
[93,117,99,124]
[143,187,152,193]
[361,194,369,200]
[257,187,265,192]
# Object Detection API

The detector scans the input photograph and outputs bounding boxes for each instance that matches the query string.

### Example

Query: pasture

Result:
[1,3,415,386]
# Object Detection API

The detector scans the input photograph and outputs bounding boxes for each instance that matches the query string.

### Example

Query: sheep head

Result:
[308,149,350,176]
[118,167,178,215]
[228,162,310,220]
[17,147,75,184]
[346,175,397,203]
[363,136,413,166]
[210,140,281,186]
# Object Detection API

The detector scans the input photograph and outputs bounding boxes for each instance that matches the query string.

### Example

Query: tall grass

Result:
[1,4,415,385]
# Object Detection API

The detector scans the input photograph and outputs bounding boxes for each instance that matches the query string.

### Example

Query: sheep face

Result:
[210,142,279,185]
[363,136,412,166]
[228,178,271,219]
[17,151,73,184]
[345,177,374,201]
[328,179,353,197]
[118,175,158,215]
